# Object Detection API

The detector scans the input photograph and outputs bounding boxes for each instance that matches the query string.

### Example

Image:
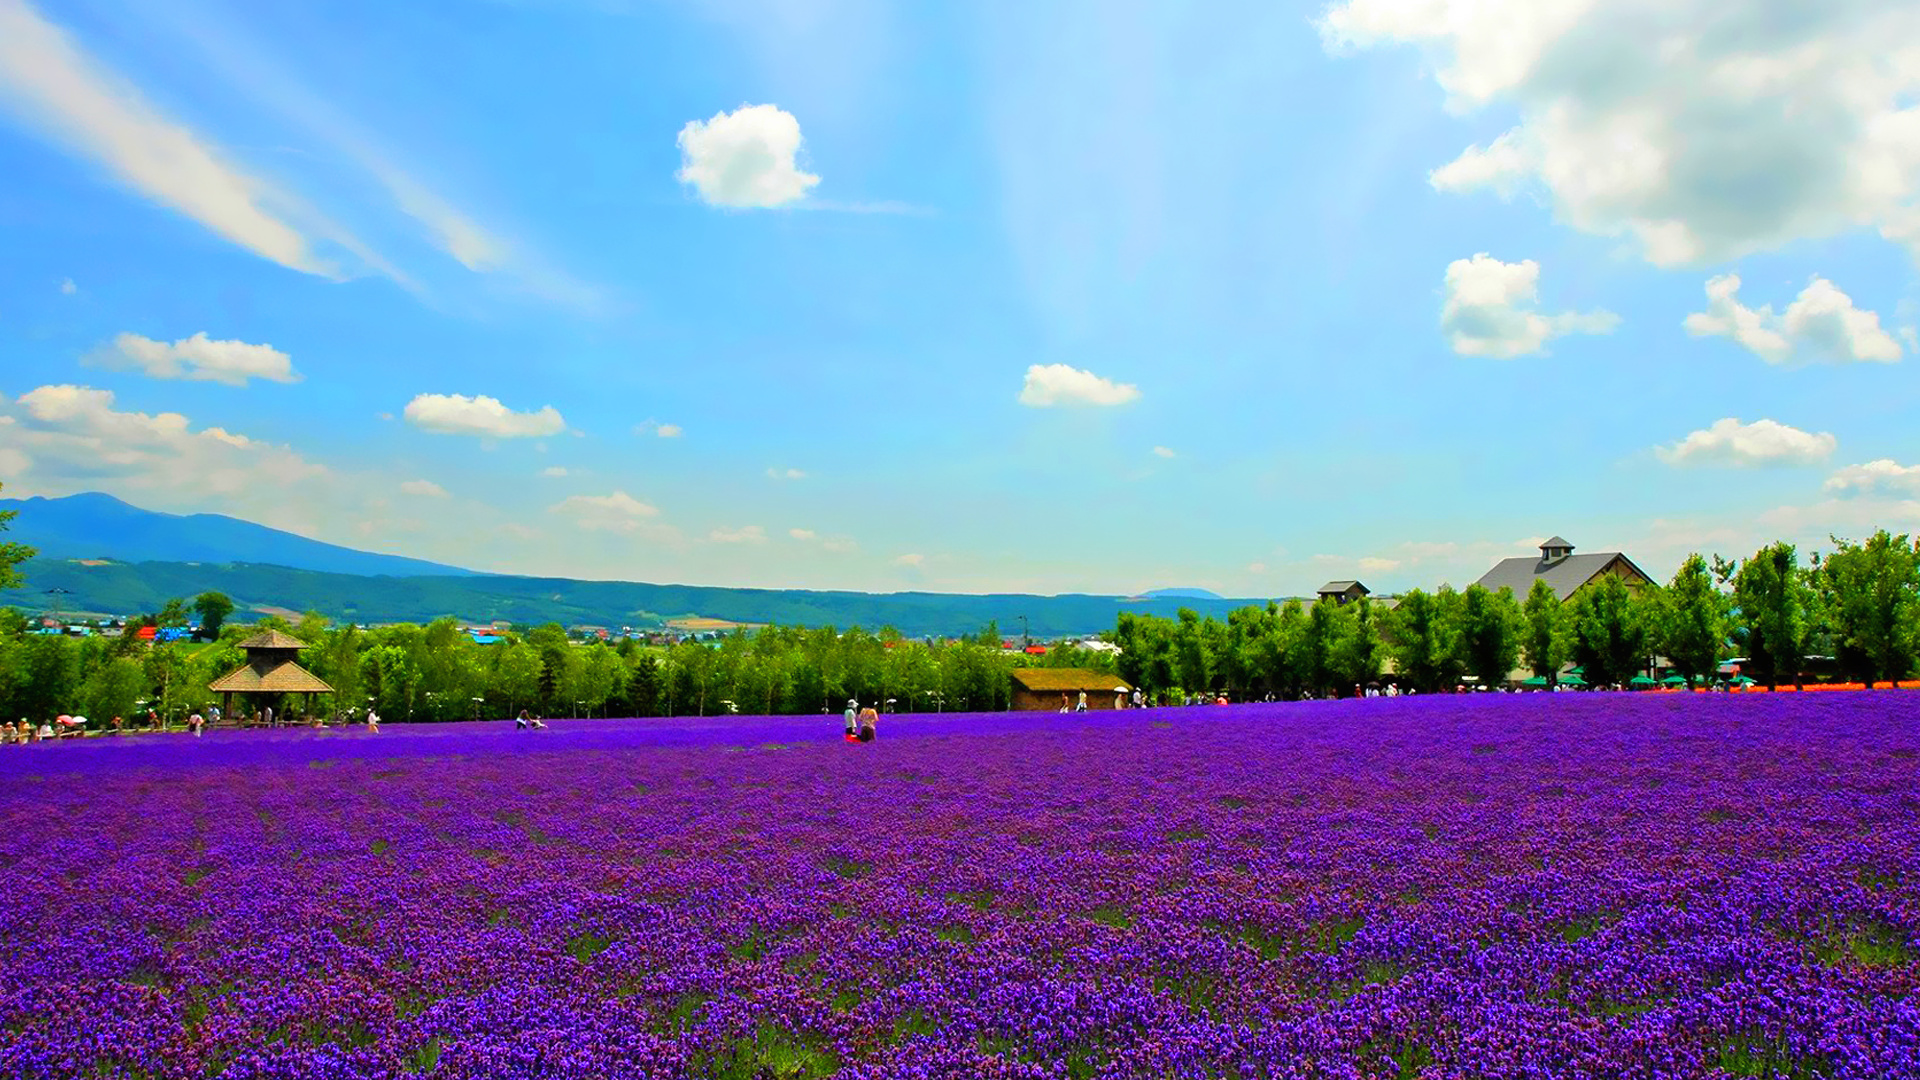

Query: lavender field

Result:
[3,694,1919,1079]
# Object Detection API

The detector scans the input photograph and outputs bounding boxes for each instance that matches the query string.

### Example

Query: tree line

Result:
[1112,533,1920,697]
[0,608,1119,724]
[2,480,1917,721]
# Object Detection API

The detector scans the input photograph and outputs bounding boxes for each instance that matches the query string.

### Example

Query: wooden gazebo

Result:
[209,629,333,726]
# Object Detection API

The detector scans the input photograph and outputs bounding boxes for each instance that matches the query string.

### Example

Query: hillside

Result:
[0,492,472,578]
[11,557,1264,638]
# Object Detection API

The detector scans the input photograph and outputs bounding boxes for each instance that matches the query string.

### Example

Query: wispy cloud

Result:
[0,0,336,275]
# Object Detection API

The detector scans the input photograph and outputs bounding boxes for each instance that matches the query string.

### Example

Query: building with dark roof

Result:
[1316,580,1370,605]
[1474,537,1653,602]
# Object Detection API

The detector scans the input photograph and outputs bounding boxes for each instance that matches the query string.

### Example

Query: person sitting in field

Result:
[857,706,878,743]
[530,714,546,730]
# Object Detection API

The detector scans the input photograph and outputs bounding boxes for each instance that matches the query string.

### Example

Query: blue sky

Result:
[2,0,1918,596]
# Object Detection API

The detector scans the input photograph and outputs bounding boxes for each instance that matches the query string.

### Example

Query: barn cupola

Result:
[1540,536,1574,565]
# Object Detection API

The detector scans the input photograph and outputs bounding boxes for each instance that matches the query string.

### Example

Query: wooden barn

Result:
[1009,667,1134,711]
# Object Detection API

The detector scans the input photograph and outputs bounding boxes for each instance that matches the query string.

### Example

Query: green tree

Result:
[80,656,149,722]
[1521,579,1567,680]
[1173,608,1212,693]
[1568,575,1649,688]
[1386,589,1460,693]
[1731,542,1813,689]
[1455,584,1523,688]
[1659,553,1725,687]
[1328,598,1385,692]
[155,597,190,629]
[1815,531,1920,683]
[192,591,235,639]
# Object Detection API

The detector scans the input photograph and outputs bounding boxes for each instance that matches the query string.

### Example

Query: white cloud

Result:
[892,553,925,567]
[789,527,857,552]
[1657,417,1837,467]
[548,491,659,533]
[1441,253,1619,358]
[0,0,333,275]
[540,466,568,478]
[1826,459,1920,496]
[1319,0,1920,266]
[399,479,447,498]
[93,331,300,386]
[655,423,682,438]
[766,466,805,480]
[1685,275,1903,364]
[708,524,767,544]
[1018,363,1141,407]
[0,384,330,506]
[402,393,565,438]
[1152,445,1176,458]
[58,277,75,295]
[676,104,820,208]
[1357,556,1401,573]
[1246,561,1268,574]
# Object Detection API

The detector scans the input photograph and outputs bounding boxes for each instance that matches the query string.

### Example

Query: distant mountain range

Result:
[1,493,471,577]
[1,493,1264,636]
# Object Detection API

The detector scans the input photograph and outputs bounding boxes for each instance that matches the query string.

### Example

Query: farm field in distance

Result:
[3,694,1918,1079]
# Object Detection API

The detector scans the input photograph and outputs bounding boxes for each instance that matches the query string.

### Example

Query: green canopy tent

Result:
[1731,675,1758,687]
[1629,675,1658,688]
[1521,675,1550,689]
[1558,673,1589,687]
[1661,674,1690,687]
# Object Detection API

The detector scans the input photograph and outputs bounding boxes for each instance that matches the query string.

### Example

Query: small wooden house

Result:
[1010,668,1134,711]
[1316,580,1371,605]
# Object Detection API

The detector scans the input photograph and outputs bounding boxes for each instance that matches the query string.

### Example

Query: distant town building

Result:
[1316,580,1371,606]
[1474,536,1652,602]
[1009,668,1134,711]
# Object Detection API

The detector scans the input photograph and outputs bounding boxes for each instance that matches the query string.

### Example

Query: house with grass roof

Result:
[1010,668,1134,711]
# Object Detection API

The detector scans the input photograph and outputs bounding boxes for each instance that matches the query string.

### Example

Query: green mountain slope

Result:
[13,558,1264,638]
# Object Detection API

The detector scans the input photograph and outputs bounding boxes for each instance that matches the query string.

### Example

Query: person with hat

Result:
[843,699,858,741]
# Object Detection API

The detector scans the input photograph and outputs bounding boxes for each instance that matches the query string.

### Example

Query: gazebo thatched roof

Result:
[233,629,309,651]
[209,659,334,694]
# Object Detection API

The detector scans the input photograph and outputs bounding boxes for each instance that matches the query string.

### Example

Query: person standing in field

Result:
[1075,691,1087,713]
[366,708,380,733]
[857,705,878,743]
[843,699,858,740]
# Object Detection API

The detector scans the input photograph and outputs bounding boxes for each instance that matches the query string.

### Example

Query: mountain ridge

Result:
[1,492,473,578]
